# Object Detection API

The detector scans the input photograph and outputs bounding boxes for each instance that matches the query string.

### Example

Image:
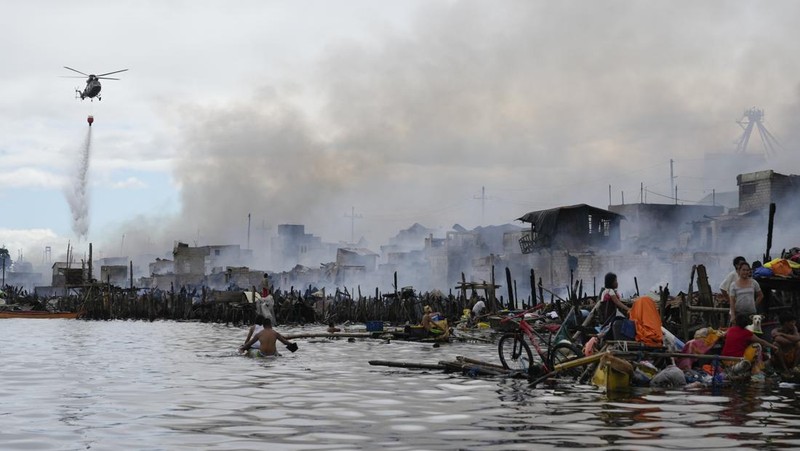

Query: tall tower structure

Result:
[735,107,783,158]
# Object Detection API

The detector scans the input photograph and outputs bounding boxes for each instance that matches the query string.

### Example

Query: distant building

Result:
[608,203,724,251]
[172,242,253,287]
[149,258,174,276]
[335,247,379,285]
[100,265,129,288]
[687,170,800,254]
[49,262,86,287]
[697,191,738,211]
[271,224,336,270]
[737,170,800,212]
[517,204,624,253]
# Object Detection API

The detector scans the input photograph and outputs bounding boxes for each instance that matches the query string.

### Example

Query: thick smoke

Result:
[99,2,800,286]
[64,126,92,239]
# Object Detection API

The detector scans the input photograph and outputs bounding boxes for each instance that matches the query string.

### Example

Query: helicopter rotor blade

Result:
[59,76,87,78]
[63,66,89,76]
[96,69,128,77]
[96,77,120,80]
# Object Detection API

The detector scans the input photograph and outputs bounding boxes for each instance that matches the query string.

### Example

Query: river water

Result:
[2,319,800,450]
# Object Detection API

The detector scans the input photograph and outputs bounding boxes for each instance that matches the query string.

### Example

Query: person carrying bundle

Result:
[239,318,298,357]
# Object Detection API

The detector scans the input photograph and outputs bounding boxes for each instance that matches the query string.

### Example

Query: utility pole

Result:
[670,159,677,204]
[247,213,251,250]
[344,207,362,244]
[474,186,488,226]
[0,247,8,286]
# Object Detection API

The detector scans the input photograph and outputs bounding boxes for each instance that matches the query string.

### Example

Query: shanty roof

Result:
[517,204,624,233]
[338,247,379,257]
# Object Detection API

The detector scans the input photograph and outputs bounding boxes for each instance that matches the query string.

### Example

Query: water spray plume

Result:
[65,126,92,239]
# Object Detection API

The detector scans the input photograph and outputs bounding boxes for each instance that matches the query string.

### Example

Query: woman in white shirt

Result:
[729,262,762,321]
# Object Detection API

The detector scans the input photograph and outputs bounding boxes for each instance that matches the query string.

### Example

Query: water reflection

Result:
[1,319,800,450]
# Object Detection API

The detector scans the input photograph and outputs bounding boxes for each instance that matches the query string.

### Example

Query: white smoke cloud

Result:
[91,1,800,276]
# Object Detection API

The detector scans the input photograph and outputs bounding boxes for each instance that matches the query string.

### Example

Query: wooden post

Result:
[505,267,514,311]
[697,264,717,328]
[88,243,93,283]
[659,284,669,326]
[682,265,696,342]
[490,265,497,311]
[129,261,134,289]
[530,269,537,306]
[572,280,583,326]
[765,202,776,262]
[538,277,544,309]
[460,272,467,305]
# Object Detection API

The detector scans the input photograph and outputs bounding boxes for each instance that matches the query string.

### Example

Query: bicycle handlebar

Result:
[499,307,546,324]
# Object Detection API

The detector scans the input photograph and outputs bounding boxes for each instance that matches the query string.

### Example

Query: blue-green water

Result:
[2,320,799,450]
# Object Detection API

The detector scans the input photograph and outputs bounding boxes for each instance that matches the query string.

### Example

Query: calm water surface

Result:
[2,320,800,450]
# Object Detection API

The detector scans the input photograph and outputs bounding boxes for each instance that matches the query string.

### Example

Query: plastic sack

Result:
[764,258,793,276]
[753,266,774,278]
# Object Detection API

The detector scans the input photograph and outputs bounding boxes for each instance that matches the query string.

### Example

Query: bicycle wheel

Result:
[548,341,584,378]
[498,334,534,373]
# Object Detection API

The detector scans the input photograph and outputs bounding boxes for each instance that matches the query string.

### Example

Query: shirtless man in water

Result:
[238,318,297,357]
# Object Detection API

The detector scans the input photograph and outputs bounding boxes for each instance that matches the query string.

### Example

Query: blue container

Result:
[366,321,384,332]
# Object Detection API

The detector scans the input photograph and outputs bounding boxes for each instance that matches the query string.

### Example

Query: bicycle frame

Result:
[500,309,555,372]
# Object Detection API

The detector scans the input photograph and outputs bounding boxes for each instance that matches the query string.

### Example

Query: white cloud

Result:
[110,177,147,190]
[4,168,66,189]
[0,228,68,266]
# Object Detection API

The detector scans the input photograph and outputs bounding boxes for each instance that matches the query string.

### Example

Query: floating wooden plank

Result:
[455,356,507,370]
[368,360,446,370]
[284,332,377,339]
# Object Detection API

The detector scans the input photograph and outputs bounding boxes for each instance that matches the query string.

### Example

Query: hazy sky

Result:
[3,0,800,266]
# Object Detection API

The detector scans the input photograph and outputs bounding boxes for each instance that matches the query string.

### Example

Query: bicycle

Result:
[497,307,584,378]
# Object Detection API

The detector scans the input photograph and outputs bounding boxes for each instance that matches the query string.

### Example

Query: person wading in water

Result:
[239,318,298,357]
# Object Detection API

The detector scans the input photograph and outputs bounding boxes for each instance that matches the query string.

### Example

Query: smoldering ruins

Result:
[6,167,799,311]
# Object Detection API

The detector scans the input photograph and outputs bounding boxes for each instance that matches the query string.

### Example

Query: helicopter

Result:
[62,66,128,101]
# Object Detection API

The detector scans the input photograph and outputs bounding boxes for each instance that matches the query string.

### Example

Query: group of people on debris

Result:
[235,256,800,383]
[595,255,800,383]
[716,256,800,376]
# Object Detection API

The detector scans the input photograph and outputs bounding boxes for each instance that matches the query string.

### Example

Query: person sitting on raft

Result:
[239,318,297,357]
[421,305,449,338]
[421,305,441,331]
[598,272,630,325]
[721,314,777,373]
[771,312,800,373]
[471,297,487,321]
